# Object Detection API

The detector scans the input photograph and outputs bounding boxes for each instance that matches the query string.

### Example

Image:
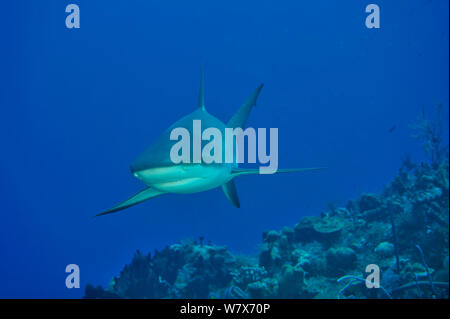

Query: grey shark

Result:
[97,72,323,216]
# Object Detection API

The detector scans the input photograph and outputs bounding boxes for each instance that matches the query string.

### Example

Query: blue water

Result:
[0,0,448,298]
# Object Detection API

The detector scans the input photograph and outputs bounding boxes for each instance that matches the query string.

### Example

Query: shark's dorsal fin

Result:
[222,180,240,208]
[227,83,264,128]
[197,68,205,110]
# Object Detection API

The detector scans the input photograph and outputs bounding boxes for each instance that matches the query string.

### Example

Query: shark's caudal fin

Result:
[231,167,326,178]
[221,180,240,208]
[96,187,165,217]
[227,83,264,129]
[197,67,205,110]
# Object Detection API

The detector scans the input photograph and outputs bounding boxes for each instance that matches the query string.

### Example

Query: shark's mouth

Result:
[133,166,189,184]
[133,164,233,193]
[151,177,208,193]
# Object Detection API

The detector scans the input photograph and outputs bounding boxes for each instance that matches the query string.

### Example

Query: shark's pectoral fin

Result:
[221,180,240,208]
[96,187,165,217]
[231,167,326,177]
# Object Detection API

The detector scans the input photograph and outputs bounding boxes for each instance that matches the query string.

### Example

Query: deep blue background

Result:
[0,0,448,298]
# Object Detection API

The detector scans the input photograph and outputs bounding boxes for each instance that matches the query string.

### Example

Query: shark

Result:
[97,71,324,216]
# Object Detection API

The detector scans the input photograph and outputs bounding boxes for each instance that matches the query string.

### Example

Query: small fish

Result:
[388,125,397,133]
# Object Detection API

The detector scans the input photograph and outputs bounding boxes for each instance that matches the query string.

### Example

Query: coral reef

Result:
[85,154,449,299]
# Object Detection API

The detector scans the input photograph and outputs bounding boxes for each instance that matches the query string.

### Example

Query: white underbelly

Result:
[133,164,233,194]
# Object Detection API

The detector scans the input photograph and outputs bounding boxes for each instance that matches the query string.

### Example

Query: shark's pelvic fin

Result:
[231,167,326,178]
[197,67,205,110]
[96,187,165,217]
[227,83,264,128]
[221,180,240,208]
